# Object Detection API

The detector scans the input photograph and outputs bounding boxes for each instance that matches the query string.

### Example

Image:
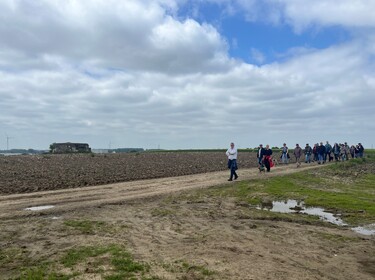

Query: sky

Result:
[1,0,374,150]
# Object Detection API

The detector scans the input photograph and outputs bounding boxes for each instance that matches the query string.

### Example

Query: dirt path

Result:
[0,164,322,220]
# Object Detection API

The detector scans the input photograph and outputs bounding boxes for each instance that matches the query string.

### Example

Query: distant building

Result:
[91,149,109,154]
[50,142,91,153]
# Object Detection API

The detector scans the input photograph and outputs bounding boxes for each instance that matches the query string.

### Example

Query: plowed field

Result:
[0,151,259,194]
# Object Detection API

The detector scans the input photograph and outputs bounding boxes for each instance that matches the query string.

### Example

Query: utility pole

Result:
[6,135,14,151]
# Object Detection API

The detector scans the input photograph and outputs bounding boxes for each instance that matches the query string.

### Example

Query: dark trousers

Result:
[230,168,238,180]
[228,159,238,179]
[264,157,271,172]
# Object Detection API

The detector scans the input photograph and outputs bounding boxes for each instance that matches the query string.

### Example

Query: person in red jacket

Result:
[262,144,273,172]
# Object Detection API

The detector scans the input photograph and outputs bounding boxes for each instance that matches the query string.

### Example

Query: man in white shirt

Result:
[226,142,238,181]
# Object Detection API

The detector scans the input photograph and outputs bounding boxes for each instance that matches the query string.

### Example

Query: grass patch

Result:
[202,156,375,225]
[161,260,216,279]
[63,220,108,234]
[12,244,155,280]
[312,232,360,243]
[61,244,150,279]
[19,265,71,280]
[151,208,175,217]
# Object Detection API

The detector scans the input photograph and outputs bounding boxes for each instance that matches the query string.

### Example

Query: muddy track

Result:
[0,164,323,220]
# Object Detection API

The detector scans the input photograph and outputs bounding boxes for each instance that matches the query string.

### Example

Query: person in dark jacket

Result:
[333,143,341,161]
[257,144,265,167]
[358,143,364,158]
[304,143,312,163]
[313,143,318,162]
[262,144,273,172]
[325,141,332,162]
[317,142,326,164]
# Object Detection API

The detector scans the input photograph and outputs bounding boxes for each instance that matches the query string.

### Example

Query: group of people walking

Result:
[226,142,364,180]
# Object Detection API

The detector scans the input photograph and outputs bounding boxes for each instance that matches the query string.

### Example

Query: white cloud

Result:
[0,0,374,149]
[231,0,375,31]
[280,0,375,31]
[0,0,231,74]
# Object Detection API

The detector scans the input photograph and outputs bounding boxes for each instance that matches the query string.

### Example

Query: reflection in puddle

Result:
[257,200,374,235]
[24,205,55,211]
[351,224,375,236]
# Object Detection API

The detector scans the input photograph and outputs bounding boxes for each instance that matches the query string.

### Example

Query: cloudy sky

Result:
[1,0,374,150]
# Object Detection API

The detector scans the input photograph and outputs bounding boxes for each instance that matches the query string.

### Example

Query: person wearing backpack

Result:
[324,141,332,162]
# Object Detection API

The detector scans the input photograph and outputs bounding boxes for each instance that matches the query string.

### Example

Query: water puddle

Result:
[24,205,55,211]
[257,200,374,235]
[351,224,375,236]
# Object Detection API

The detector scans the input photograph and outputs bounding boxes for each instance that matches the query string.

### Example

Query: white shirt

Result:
[226,147,238,160]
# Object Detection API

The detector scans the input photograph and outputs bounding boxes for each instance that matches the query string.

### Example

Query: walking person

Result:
[318,142,326,164]
[358,143,364,158]
[294,143,302,167]
[304,143,312,163]
[226,142,238,181]
[263,144,273,172]
[325,141,332,162]
[340,144,347,161]
[257,144,265,167]
[350,145,356,159]
[343,142,350,160]
[281,143,289,164]
[333,143,340,161]
[313,143,318,162]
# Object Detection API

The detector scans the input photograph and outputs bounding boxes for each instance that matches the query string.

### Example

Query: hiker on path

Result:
[304,143,312,163]
[333,143,341,161]
[263,144,273,172]
[318,142,326,164]
[344,142,350,160]
[325,141,332,162]
[350,145,356,159]
[257,144,265,167]
[294,144,302,167]
[313,143,319,162]
[358,143,364,158]
[226,142,238,181]
[281,143,289,164]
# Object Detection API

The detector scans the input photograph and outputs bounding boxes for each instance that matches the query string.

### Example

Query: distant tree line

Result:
[109,148,144,153]
[0,149,47,154]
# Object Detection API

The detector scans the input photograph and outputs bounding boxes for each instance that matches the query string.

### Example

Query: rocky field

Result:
[0,151,259,195]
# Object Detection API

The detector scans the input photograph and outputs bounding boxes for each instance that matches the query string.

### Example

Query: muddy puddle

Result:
[24,205,55,211]
[257,200,375,236]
